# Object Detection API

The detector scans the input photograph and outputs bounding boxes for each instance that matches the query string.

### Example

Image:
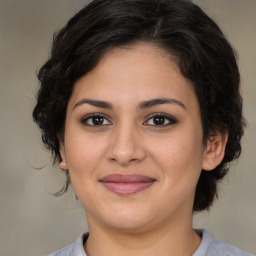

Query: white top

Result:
[47,229,254,256]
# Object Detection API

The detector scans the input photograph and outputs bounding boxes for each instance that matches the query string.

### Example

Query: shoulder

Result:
[47,243,74,256]
[194,229,254,256]
[47,233,88,256]
[209,238,254,256]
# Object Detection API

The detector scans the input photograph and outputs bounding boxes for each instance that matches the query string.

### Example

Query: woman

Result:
[33,0,253,255]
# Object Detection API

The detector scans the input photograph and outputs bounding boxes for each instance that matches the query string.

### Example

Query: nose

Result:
[106,124,146,166]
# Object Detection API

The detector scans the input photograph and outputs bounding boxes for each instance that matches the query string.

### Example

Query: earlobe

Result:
[60,161,68,170]
[59,138,68,170]
[202,132,228,171]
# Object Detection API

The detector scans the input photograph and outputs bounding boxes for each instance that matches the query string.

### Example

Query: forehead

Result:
[69,43,197,110]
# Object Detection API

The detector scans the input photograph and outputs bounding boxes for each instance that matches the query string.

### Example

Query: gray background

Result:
[0,0,255,255]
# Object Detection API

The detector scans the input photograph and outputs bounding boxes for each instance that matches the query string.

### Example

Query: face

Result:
[60,43,210,233]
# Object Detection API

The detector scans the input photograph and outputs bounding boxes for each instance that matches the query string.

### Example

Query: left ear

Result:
[202,132,228,171]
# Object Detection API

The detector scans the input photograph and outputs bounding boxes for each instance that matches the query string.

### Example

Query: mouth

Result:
[99,174,156,195]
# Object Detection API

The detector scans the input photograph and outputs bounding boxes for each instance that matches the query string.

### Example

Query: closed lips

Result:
[100,174,156,195]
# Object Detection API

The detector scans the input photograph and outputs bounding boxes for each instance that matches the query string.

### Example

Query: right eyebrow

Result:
[73,99,113,110]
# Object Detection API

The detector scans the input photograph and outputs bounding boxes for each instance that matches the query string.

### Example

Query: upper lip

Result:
[99,174,156,183]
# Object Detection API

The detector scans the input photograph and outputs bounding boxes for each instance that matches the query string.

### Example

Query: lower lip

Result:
[101,181,155,195]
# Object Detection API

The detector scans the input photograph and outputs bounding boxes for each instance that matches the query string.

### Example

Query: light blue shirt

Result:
[47,229,254,256]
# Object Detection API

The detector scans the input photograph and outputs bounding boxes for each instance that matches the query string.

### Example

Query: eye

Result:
[144,113,177,126]
[81,114,112,126]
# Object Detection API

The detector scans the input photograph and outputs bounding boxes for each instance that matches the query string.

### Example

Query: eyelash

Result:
[144,113,177,127]
[81,113,177,127]
[81,113,112,126]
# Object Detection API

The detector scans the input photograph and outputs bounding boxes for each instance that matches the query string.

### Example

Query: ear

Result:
[202,132,228,171]
[59,136,68,170]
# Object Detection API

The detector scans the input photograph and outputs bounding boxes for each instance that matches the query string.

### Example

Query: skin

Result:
[60,43,227,256]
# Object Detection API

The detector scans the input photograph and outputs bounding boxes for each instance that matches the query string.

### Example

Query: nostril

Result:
[107,153,142,166]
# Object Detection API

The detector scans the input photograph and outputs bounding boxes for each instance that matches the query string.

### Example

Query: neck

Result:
[84,214,201,256]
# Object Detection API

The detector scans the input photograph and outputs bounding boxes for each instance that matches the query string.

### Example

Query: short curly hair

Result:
[33,0,245,211]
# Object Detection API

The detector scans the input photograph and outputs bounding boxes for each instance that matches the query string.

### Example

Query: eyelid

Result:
[81,113,112,126]
[80,112,177,127]
[144,113,177,126]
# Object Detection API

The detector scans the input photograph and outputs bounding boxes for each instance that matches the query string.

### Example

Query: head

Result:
[33,0,245,212]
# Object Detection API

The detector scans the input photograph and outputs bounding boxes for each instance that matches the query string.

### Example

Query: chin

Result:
[100,206,159,233]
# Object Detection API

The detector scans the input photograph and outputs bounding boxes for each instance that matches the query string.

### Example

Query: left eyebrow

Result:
[138,98,186,110]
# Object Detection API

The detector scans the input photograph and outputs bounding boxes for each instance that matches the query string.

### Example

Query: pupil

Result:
[154,116,164,125]
[93,116,103,125]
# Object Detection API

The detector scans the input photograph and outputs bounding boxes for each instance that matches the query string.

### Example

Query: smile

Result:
[99,174,156,195]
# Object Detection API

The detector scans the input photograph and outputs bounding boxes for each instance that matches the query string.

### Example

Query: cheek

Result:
[148,130,204,179]
[64,135,105,202]
[64,131,106,179]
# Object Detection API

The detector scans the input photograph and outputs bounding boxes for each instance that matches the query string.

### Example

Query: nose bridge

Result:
[107,120,145,165]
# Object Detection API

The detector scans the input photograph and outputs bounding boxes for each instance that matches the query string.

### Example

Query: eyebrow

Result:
[139,98,186,110]
[73,97,186,110]
[73,99,113,110]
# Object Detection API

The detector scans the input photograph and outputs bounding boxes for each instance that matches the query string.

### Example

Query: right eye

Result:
[81,114,112,126]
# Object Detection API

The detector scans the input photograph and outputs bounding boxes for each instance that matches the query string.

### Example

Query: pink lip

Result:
[100,174,156,195]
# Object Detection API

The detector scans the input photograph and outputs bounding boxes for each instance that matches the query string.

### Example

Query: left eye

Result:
[81,114,111,126]
[144,114,177,126]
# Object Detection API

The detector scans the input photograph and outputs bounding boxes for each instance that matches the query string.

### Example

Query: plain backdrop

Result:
[0,0,255,255]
